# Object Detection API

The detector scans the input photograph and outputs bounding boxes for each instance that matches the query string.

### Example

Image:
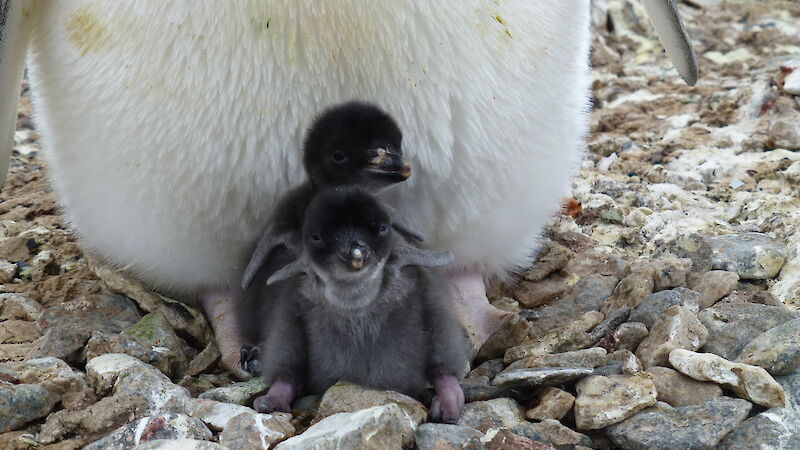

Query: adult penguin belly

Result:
[18,1,694,374]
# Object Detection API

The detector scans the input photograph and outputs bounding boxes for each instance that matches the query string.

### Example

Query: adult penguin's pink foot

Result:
[201,291,251,380]
[445,267,514,356]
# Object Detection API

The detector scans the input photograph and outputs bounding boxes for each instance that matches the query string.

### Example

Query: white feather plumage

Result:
[22,0,591,298]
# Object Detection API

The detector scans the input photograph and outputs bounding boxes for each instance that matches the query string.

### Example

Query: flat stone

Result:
[0,294,42,321]
[736,318,800,375]
[669,349,786,408]
[135,440,226,450]
[490,297,521,313]
[514,275,570,309]
[691,271,739,309]
[524,243,574,282]
[525,387,575,421]
[768,104,800,150]
[86,353,191,414]
[654,233,713,273]
[187,398,255,431]
[467,359,505,380]
[0,357,87,398]
[83,413,212,450]
[460,376,511,403]
[600,268,655,315]
[218,412,295,449]
[505,311,604,363]
[184,341,221,377]
[606,349,644,374]
[492,367,593,390]
[650,258,691,291]
[534,419,593,449]
[31,295,143,363]
[485,429,555,450]
[0,319,40,344]
[635,305,708,368]
[414,423,485,450]
[645,366,722,407]
[476,314,532,362]
[574,373,657,430]
[457,398,525,432]
[38,393,149,445]
[313,382,427,426]
[0,237,31,262]
[605,397,752,450]
[274,404,414,450]
[698,302,798,360]
[198,377,268,406]
[0,260,16,283]
[523,274,618,337]
[629,288,703,329]
[504,348,608,373]
[612,322,649,352]
[0,384,60,432]
[587,307,630,343]
[561,250,628,282]
[706,232,788,280]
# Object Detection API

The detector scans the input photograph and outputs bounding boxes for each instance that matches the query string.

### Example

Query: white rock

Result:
[187,398,256,431]
[275,404,414,450]
[669,349,786,408]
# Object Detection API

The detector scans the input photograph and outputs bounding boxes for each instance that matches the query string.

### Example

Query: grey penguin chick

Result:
[235,101,423,372]
[253,187,469,423]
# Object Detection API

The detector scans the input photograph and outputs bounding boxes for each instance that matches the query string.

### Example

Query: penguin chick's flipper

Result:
[383,204,426,242]
[241,224,297,289]
[429,373,466,424]
[0,0,32,191]
[390,245,454,269]
[265,256,307,286]
[641,0,698,85]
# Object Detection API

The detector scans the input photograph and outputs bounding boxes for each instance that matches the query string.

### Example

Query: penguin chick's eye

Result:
[331,151,347,163]
[378,224,389,236]
[310,233,323,244]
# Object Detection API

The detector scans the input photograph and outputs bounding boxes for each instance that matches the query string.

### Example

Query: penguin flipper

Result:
[0,1,32,192]
[641,0,698,86]
[241,224,297,289]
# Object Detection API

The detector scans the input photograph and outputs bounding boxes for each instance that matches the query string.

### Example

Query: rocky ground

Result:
[1,0,800,449]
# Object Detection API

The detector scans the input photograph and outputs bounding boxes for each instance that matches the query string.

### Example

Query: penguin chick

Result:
[253,187,469,423]
[235,102,422,372]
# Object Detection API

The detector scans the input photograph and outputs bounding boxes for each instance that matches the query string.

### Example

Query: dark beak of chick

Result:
[341,242,368,270]
[368,148,411,181]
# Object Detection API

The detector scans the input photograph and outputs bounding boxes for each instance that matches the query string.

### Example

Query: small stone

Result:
[467,359,505,380]
[706,232,788,280]
[651,258,690,291]
[477,314,532,362]
[0,320,40,344]
[83,413,213,450]
[313,382,427,426]
[654,233,713,273]
[185,341,221,377]
[736,318,800,375]
[645,367,722,407]
[614,322,649,352]
[0,357,87,395]
[635,305,708,368]
[504,311,603,363]
[534,419,593,449]
[691,271,739,309]
[629,288,703,329]
[218,412,295,449]
[274,404,414,449]
[490,297,521,313]
[607,349,644,374]
[574,373,657,430]
[0,293,42,321]
[135,440,226,450]
[485,429,555,450]
[605,397,752,450]
[561,250,628,281]
[587,307,630,342]
[768,106,800,150]
[187,398,255,431]
[492,367,593,389]
[460,376,510,403]
[504,348,608,373]
[0,237,31,262]
[198,377,268,406]
[515,275,570,309]
[31,295,143,363]
[600,268,655,315]
[698,302,798,360]
[783,62,800,95]
[457,398,525,432]
[525,387,575,421]
[38,394,147,445]
[86,353,191,414]
[669,349,786,408]
[0,260,16,283]
[0,384,60,432]
[414,423,485,450]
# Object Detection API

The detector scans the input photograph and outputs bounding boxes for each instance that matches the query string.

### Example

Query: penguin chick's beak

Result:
[368,148,411,181]
[350,247,365,270]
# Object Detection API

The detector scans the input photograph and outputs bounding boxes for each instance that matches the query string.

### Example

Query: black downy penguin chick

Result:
[252,187,469,423]
[236,101,423,372]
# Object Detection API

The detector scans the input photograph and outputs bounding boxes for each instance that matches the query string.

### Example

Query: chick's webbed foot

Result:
[253,380,296,413]
[429,373,465,424]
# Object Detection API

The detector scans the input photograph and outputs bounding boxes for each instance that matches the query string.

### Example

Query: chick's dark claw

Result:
[240,345,261,375]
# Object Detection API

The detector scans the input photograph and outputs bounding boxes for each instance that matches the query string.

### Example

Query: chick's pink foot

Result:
[201,290,251,380]
[254,380,296,413]
[429,374,465,424]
